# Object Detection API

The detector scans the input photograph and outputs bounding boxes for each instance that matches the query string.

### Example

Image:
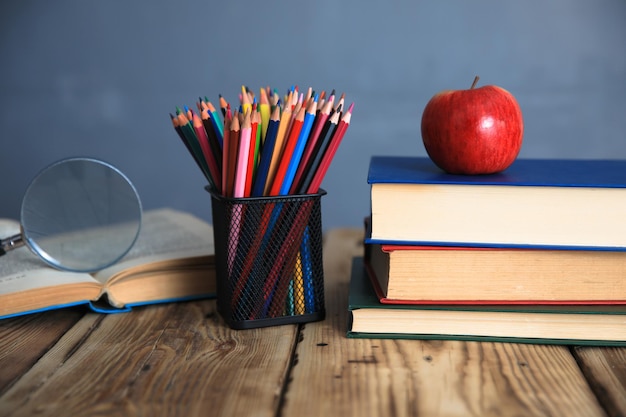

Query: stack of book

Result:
[348,156,626,345]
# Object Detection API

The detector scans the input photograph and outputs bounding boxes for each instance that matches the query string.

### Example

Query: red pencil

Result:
[200,107,223,173]
[306,102,353,194]
[192,112,221,192]
[268,106,305,196]
[221,116,232,196]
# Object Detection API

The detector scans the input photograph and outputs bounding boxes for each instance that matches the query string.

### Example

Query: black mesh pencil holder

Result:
[207,188,327,330]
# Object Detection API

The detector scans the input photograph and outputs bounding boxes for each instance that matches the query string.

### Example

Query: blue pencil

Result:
[252,106,280,197]
[278,96,318,195]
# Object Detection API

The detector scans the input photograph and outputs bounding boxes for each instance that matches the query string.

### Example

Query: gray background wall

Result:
[1,0,625,230]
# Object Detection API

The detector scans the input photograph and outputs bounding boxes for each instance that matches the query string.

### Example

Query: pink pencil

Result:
[234,110,252,198]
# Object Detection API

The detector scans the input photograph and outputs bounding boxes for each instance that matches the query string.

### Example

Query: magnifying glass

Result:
[0,157,142,272]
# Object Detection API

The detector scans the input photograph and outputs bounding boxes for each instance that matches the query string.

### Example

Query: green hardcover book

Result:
[347,257,626,346]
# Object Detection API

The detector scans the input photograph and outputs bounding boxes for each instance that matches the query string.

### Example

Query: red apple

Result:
[420,76,524,175]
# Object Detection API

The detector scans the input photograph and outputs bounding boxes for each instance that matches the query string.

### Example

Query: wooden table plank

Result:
[572,347,626,417]
[0,299,298,417]
[0,308,85,394]
[285,228,608,417]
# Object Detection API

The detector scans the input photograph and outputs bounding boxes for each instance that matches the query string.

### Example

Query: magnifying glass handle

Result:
[0,233,25,256]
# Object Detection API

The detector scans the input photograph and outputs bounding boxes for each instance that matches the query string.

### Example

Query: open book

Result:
[0,208,216,319]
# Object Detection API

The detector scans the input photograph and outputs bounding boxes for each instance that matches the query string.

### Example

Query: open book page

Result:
[92,208,215,285]
[0,208,215,296]
[0,218,20,236]
[0,219,97,296]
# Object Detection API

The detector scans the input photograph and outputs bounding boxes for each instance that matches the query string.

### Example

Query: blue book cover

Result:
[366,156,626,250]
[368,156,626,188]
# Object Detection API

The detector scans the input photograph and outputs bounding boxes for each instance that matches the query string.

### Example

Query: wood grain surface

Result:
[1,228,625,417]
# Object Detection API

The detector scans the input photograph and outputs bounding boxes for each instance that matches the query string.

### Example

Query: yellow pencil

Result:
[259,87,271,143]
[241,85,252,115]
[294,252,305,315]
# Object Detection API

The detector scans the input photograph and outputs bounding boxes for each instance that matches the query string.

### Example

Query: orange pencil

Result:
[284,92,303,144]
[269,106,305,196]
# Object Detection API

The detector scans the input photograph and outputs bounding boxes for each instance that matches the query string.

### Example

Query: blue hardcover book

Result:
[367,156,626,250]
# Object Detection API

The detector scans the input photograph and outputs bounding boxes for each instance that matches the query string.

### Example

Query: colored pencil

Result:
[269,106,305,196]
[262,201,313,318]
[279,96,318,195]
[227,111,241,197]
[300,228,315,313]
[234,110,251,198]
[221,116,232,196]
[252,105,280,197]
[296,106,341,194]
[290,95,333,194]
[200,107,223,174]
[306,102,353,194]
[240,85,252,115]
[264,101,292,195]
[204,101,224,147]
[294,251,305,315]
[219,94,229,117]
[192,112,221,192]
[258,87,271,143]
[244,106,259,197]
[175,111,212,181]
[170,113,210,184]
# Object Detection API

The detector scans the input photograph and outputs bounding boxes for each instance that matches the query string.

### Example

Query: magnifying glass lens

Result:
[19,158,142,272]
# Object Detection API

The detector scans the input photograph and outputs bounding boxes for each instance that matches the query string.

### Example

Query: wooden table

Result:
[2,228,626,417]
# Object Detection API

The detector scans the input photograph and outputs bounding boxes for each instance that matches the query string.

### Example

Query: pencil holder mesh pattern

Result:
[208,188,326,329]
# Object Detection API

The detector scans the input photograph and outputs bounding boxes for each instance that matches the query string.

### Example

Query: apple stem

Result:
[471,76,480,89]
